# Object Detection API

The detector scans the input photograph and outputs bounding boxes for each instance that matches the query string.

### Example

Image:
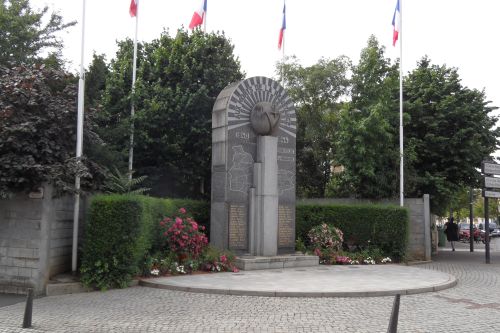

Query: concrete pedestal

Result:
[249,136,278,256]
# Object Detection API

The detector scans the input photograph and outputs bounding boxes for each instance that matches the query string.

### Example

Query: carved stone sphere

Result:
[250,102,280,136]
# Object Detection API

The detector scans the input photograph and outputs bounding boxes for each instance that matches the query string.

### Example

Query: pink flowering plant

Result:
[307,223,344,264]
[159,208,208,262]
[200,246,239,273]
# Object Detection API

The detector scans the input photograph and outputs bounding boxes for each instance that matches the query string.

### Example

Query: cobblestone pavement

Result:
[1,243,500,332]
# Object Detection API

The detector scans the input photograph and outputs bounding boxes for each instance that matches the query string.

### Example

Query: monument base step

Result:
[235,254,319,271]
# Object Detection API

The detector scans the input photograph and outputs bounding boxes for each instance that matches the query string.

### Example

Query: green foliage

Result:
[278,55,351,197]
[330,36,400,199]
[80,195,157,289]
[0,0,75,67]
[103,168,150,195]
[80,195,209,289]
[296,203,409,260]
[0,64,106,197]
[97,29,244,198]
[404,57,500,214]
[85,53,109,108]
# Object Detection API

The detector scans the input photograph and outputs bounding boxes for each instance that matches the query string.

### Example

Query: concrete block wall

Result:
[0,185,86,295]
[0,191,43,294]
[299,195,431,261]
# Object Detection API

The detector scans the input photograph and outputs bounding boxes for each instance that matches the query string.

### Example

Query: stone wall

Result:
[299,195,431,261]
[0,185,87,295]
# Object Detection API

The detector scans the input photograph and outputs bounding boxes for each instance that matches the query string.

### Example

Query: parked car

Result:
[458,223,480,242]
[478,222,500,237]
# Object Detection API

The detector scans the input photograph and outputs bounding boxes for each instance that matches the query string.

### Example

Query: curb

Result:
[138,274,457,298]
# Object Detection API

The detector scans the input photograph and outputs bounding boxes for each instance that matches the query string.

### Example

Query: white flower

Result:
[151,269,160,276]
[381,257,392,263]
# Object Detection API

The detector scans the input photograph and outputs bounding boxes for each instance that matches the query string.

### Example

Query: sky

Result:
[33,0,500,110]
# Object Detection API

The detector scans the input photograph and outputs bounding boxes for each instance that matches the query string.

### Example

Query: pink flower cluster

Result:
[335,256,351,265]
[308,223,344,251]
[159,208,208,259]
[202,254,239,273]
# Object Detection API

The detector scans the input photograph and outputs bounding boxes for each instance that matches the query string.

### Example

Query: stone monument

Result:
[211,76,318,269]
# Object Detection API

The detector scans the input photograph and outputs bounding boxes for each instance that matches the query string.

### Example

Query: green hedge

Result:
[296,203,409,260]
[80,195,209,289]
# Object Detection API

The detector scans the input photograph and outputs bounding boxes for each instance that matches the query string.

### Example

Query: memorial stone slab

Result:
[211,77,296,254]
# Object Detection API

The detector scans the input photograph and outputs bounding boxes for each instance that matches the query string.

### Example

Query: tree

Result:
[0,0,75,67]
[278,55,351,197]
[85,53,109,108]
[97,29,244,198]
[404,57,500,214]
[329,36,400,199]
[0,64,105,197]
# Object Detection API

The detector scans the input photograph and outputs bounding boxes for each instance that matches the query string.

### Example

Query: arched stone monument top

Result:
[213,76,296,138]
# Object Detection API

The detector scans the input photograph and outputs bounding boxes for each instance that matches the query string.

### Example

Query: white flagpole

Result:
[72,0,86,273]
[281,0,286,85]
[203,1,207,33]
[399,0,404,207]
[128,0,139,180]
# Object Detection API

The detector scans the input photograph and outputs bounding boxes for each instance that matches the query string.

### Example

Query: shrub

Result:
[308,223,343,252]
[200,246,239,273]
[158,208,208,261]
[80,195,209,288]
[80,195,158,289]
[296,203,409,260]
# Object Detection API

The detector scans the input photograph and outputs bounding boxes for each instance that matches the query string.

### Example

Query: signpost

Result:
[481,161,500,264]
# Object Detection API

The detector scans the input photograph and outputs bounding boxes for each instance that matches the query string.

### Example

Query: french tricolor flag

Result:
[278,2,286,50]
[392,0,400,46]
[189,0,207,29]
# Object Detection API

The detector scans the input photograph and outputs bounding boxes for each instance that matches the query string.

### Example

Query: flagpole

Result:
[399,0,404,207]
[203,1,207,33]
[72,0,86,274]
[128,0,139,180]
[280,0,286,86]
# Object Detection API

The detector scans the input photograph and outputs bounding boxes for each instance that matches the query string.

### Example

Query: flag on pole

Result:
[189,0,207,29]
[392,0,400,46]
[129,0,138,17]
[278,2,286,50]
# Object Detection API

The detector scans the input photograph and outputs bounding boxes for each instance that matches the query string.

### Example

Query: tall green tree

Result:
[85,53,109,108]
[404,57,500,214]
[330,36,400,199]
[278,56,351,197]
[0,0,75,67]
[98,29,243,198]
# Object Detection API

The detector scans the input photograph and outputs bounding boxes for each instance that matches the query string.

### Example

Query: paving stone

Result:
[1,243,500,332]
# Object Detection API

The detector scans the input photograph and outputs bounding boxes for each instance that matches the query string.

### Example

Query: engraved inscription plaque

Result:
[228,204,247,249]
[278,205,294,247]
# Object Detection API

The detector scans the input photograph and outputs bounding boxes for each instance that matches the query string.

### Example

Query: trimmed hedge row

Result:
[80,195,209,289]
[296,203,409,260]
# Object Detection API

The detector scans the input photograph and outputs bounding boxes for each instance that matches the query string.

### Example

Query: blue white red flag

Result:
[189,0,207,29]
[392,0,400,46]
[278,2,286,50]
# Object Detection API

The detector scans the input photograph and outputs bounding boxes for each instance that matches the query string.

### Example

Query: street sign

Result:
[484,176,500,189]
[483,189,500,198]
[482,161,500,175]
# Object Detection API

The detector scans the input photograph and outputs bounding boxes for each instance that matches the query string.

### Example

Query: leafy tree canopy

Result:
[95,29,244,198]
[0,64,105,198]
[404,57,500,214]
[278,55,351,197]
[0,0,75,67]
[330,36,400,199]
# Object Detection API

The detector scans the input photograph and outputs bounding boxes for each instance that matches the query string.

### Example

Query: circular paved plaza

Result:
[1,242,500,332]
